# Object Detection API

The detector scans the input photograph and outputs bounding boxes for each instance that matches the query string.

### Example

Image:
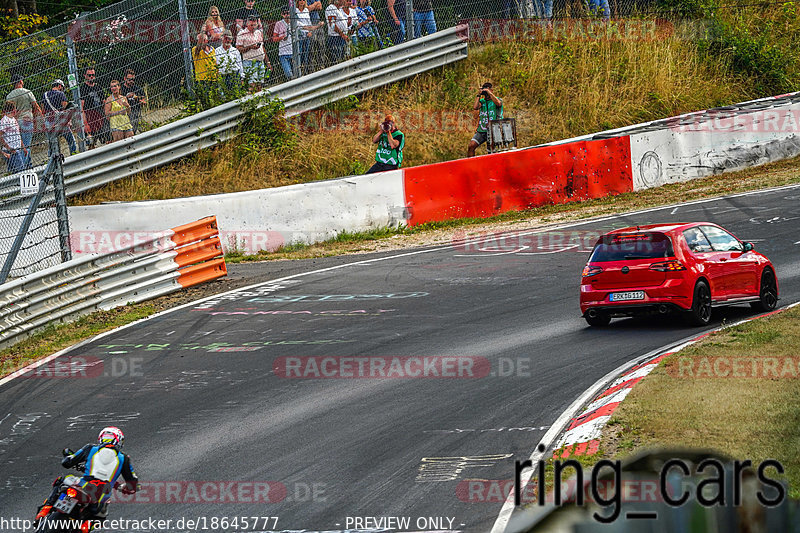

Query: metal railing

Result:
[0,25,468,207]
[0,216,226,350]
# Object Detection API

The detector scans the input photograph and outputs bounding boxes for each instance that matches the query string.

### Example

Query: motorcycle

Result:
[34,448,132,533]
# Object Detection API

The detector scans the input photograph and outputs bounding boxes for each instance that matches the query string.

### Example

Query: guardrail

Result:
[0,26,468,205]
[0,216,226,349]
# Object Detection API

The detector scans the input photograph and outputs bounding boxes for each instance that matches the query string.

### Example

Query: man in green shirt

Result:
[468,81,503,157]
[367,114,405,173]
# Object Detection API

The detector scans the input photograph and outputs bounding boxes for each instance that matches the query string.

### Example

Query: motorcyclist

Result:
[35,426,139,526]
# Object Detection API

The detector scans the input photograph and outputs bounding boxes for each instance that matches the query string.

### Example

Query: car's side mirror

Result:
[743,242,754,252]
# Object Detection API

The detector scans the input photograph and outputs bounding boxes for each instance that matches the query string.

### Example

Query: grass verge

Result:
[0,303,157,378]
[603,305,800,499]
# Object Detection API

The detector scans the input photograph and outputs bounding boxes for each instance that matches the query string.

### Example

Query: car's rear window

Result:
[588,232,675,262]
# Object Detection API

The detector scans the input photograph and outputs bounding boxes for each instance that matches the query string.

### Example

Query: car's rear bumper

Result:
[580,282,693,316]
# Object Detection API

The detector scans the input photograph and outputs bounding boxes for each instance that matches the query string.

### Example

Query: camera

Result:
[381,121,393,132]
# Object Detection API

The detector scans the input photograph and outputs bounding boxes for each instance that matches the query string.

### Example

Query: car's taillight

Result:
[650,260,686,272]
[582,265,603,277]
[66,487,78,498]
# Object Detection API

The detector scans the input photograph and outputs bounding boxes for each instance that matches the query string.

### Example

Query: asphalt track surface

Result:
[2,185,800,533]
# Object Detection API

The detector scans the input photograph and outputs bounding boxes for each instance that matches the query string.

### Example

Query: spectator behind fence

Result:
[467,81,503,157]
[81,68,106,148]
[273,8,295,80]
[326,0,350,65]
[295,0,325,74]
[339,0,359,57]
[205,5,226,48]
[42,80,77,157]
[237,16,271,91]
[105,80,133,142]
[235,0,263,34]
[588,0,610,19]
[1,101,27,174]
[216,30,244,95]
[533,0,552,21]
[387,0,406,43]
[193,33,219,105]
[122,69,146,134]
[367,114,404,173]
[6,74,42,168]
[412,0,436,38]
[355,0,381,49]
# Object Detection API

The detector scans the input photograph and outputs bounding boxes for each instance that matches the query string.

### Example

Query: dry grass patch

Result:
[606,307,800,498]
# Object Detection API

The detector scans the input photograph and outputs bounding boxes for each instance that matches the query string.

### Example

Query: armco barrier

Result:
[0,26,468,205]
[65,91,800,254]
[0,216,226,349]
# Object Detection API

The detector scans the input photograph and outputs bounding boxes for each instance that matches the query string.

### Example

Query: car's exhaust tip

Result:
[659,304,669,314]
[587,309,599,319]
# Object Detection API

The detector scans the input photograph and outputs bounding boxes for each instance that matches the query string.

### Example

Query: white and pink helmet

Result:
[98,426,125,448]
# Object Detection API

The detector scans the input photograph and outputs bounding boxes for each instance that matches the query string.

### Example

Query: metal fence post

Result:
[290,6,300,78]
[0,158,57,284]
[52,155,72,263]
[406,1,414,41]
[66,13,87,153]
[178,0,195,97]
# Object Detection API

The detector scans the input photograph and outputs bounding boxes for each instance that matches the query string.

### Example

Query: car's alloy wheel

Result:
[751,269,778,312]
[686,280,712,326]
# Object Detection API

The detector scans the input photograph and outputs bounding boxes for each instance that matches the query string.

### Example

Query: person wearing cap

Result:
[367,114,404,173]
[42,79,78,157]
[0,101,27,173]
[6,74,42,168]
[467,81,503,157]
[272,8,296,80]
[216,29,244,96]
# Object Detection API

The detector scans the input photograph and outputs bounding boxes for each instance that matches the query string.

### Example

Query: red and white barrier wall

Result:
[68,92,800,254]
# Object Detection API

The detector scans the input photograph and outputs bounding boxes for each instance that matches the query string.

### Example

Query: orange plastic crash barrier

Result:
[403,136,633,226]
[170,216,219,247]
[175,237,224,267]
[169,216,227,288]
[177,257,228,288]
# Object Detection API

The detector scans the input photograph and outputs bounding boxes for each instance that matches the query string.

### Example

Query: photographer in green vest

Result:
[468,82,503,157]
[367,114,405,173]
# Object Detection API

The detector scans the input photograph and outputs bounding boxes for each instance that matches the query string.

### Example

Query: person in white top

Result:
[215,30,244,95]
[325,0,349,65]
[0,101,26,173]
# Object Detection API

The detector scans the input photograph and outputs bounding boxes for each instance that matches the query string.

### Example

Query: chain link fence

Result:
[0,0,704,280]
[0,0,668,173]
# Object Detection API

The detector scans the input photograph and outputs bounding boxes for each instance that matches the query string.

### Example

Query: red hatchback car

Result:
[580,223,779,327]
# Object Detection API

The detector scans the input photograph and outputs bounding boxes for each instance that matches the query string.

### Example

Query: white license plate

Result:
[610,291,645,302]
[54,494,77,513]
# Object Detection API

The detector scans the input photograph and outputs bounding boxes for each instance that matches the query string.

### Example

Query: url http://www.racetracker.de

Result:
[1,515,280,531]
